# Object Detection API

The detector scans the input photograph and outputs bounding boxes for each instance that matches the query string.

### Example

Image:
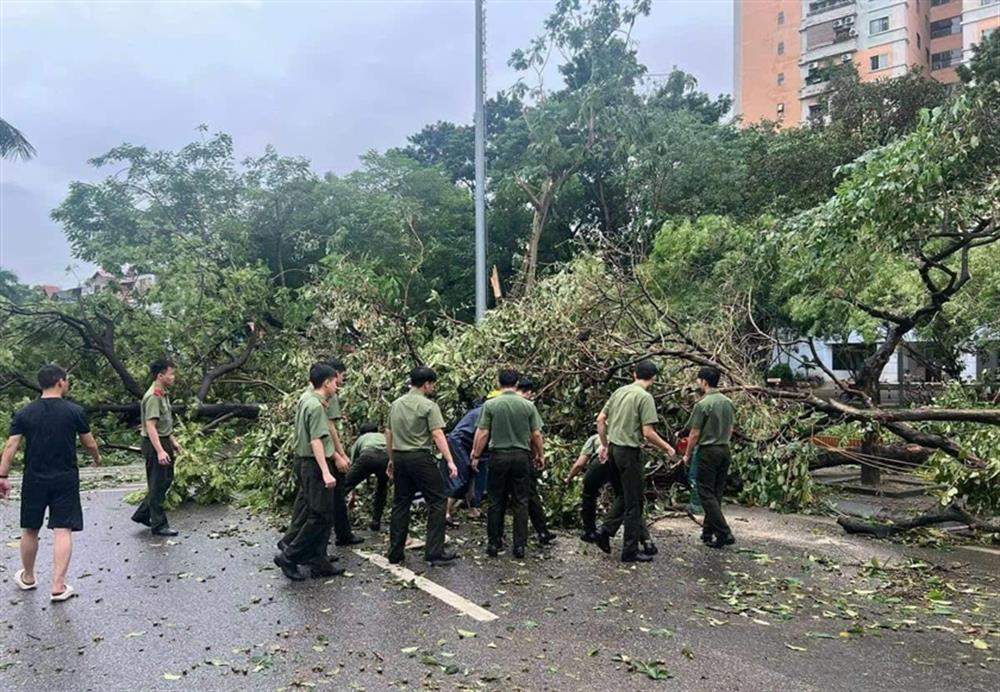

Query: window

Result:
[931,0,950,6]
[778,10,785,24]
[917,33,921,49]
[931,48,962,70]
[869,17,890,34]
[808,103,825,121]
[831,344,877,373]
[777,72,785,86]
[778,41,785,55]
[930,17,961,38]
[870,53,889,70]
[776,103,785,118]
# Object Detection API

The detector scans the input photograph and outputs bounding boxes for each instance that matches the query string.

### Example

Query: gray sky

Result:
[0,0,733,287]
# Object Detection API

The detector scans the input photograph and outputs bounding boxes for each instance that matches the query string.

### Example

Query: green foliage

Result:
[919,384,1000,515]
[735,442,815,511]
[164,427,237,509]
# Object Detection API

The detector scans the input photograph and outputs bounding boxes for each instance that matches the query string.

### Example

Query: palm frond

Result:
[0,118,37,161]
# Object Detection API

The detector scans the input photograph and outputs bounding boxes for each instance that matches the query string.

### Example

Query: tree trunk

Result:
[523,178,554,294]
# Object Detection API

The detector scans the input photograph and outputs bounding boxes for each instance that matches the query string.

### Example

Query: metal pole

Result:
[474,0,487,323]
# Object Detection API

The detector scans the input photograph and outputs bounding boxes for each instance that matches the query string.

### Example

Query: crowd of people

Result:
[0,357,736,595]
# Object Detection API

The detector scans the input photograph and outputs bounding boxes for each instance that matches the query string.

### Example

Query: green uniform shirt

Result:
[475,391,543,451]
[140,383,173,438]
[601,382,658,448]
[326,392,343,431]
[295,390,334,458]
[350,432,387,461]
[579,434,601,462]
[687,391,736,447]
[388,389,445,453]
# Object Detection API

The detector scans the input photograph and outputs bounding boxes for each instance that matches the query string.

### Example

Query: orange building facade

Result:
[734,0,1000,125]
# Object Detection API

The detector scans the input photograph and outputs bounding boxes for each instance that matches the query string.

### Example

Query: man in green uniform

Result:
[386,366,459,566]
[593,360,675,563]
[132,359,182,536]
[274,362,345,581]
[515,378,557,544]
[566,432,656,554]
[472,370,544,559]
[323,359,363,547]
[343,422,389,532]
[683,367,737,549]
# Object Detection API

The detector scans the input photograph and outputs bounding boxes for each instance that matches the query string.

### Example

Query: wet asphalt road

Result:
[1,485,998,691]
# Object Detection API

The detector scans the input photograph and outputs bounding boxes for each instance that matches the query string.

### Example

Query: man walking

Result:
[132,359,182,536]
[386,366,459,566]
[343,422,389,532]
[683,367,737,548]
[566,432,657,554]
[0,364,101,601]
[472,370,544,559]
[593,360,675,563]
[274,362,345,580]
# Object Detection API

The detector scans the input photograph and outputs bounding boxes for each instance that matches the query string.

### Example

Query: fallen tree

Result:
[838,503,1000,538]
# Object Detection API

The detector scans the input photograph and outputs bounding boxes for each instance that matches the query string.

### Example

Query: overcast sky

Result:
[0,0,733,287]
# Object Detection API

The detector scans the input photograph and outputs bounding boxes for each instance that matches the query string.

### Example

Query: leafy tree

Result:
[957,29,1000,86]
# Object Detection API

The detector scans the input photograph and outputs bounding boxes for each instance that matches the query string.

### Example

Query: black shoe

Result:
[152,527,178,537]
[537,531,557,545]
[707,534,735,549]
[426,550,459,565]
[580,530,598,543]
[700,533,715,545]
[132,514,151,527]
[310,560,346,578]
[512,546,526,559]
[594,531,612,555]
[387,554,405,565]
[335,535,365,546]
[486,544,500,558]
[273,553,305,581]
[641,541,658,556]
[621,552,654,563]
[368,521,381,532]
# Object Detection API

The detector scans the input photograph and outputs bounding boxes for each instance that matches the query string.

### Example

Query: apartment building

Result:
[734,0,1000,124]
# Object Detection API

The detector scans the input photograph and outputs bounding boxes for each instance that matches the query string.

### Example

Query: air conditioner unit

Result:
[809,61,820,69]
[842,53,853,62]
[844,16,855,25]
[834,18,844,27]
[849,29,858,37]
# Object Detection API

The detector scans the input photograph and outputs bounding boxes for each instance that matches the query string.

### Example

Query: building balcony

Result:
[807,0,854,17]
[801,2,856,30]
[801,79,834,99]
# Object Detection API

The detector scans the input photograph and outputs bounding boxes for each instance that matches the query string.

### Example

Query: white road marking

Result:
[354,549,499,622]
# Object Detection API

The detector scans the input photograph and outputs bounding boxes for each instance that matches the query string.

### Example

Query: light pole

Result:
[474,0,487,323]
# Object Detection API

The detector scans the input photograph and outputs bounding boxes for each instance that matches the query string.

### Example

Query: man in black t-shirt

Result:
[0,364,102,602]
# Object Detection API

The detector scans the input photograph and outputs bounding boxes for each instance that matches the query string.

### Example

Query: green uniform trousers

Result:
[487,449,532,550]
[283,457,337,565]
[132,437,174,530]
[696,445,732,541]
[582,458,650,542]
[343,449,390,526]
[599,444,645,557]
[388,451,448,562]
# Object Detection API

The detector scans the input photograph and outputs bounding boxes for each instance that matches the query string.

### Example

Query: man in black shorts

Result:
[0,364,102,601]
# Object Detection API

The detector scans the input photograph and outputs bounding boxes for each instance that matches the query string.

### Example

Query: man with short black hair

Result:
[472,370,544,558]
[132,359,182,536]
[322,358,363,547]
[514,378,557,545]
[1,364,101,601]
[343,422,389,532]
[684,367,737,549]
[386,366,459,565]
[593,360,675,563]
[274,362,345,580]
